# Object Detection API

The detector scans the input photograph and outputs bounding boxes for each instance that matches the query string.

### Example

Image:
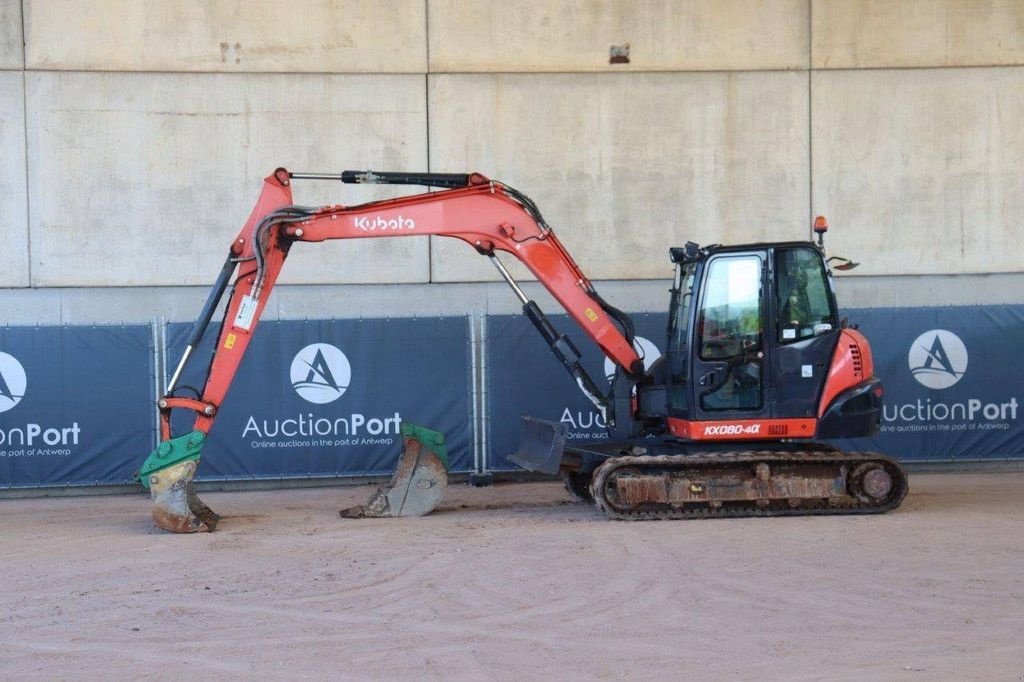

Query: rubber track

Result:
[590,451,908,521]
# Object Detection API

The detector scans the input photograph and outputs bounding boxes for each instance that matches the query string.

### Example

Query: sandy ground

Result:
[1,474,1023,680]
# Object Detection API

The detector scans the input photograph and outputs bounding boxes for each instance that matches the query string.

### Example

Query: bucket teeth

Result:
[148,459,220,533]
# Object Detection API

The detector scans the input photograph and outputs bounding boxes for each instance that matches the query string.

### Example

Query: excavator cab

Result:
[667,241,845,430]
[547,234,904,519]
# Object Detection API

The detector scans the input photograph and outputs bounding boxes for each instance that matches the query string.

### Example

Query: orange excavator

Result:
[138,168,907,532]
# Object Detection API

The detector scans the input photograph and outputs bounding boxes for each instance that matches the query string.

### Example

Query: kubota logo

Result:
[290,343,351,404]
[909,330,967,390]
[354,215,415,232]
[0,352,26,413]
[603,336,662,384]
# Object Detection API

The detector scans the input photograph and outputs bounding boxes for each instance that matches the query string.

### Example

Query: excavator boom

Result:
[142,168,645,532]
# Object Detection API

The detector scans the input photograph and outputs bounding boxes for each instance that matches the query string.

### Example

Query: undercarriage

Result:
[561,441,907,520]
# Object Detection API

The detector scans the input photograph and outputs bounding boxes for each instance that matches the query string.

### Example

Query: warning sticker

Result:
[233,295,258,331]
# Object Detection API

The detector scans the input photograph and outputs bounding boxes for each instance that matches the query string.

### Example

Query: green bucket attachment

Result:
[138,430,220,533]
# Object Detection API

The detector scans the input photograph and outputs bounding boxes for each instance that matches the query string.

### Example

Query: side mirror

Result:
[827,256,860,271]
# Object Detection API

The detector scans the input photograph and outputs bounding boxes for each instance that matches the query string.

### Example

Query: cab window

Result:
[775,248,835,343]
[697,255,763,412]
[698,255,762,360]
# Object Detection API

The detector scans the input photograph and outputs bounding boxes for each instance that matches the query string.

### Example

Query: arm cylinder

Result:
[187,254,237,348]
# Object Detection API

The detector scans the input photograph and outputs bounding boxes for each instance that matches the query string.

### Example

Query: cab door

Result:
[691,252,770,422]
[770,246,840,418]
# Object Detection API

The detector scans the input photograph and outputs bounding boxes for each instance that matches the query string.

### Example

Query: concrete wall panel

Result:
[0,0,22,69]
[0,72,28,287]
[812,67,1024,276]
[26,72,428,287]
[813,0,1024,68]
[429,0,808,72]
[429,72,809,282]
[24,0,426,73]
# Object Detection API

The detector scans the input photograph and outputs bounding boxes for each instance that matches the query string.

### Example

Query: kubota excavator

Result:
[138,168,907,532]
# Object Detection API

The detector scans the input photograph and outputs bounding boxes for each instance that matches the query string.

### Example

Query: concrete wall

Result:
[0,0,21,69]
[429,71,809,282]
[25,71,428,286]
[23,0,426,72]
[812,0,1024,68]
[428,0,809,72]
[1,0,1022,323]
[813,67,1024,276]
[0,71,27,287]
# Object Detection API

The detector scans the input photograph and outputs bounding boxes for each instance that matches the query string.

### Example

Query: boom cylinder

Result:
[287,170,472,189]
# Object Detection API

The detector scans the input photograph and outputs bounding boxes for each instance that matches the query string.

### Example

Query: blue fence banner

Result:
[1,304,1021,491]
[485,313,668,470]
[831,305,1024,461]
[0,325,155,487]
[166,317,473,480]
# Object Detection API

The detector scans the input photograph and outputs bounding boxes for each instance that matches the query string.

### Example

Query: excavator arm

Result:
[140,168,645,532]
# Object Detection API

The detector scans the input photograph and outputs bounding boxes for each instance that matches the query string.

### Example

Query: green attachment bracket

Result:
[401,422,449,471]
[138,430,207,490]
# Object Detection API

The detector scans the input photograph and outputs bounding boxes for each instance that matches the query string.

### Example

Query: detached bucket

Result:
[340,423,449,519]
[507,416,567,475]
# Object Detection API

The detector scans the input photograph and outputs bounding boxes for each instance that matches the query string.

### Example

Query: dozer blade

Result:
[506,416,567,475]
[147,459,220,533]
[340,423,449,519]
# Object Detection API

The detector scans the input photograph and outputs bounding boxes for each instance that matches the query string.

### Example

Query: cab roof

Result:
[669,240,821,263]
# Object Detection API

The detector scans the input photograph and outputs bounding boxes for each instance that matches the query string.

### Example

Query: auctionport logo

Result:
[908,330,967,390]
[290,343,351,404]
[0,352,26,413]
[243,342,400,443]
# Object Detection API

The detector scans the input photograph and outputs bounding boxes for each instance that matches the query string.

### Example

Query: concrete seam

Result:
[411,66,815,75]
[797,63,1024,72]
[19,66,431,75]
[12,64,1023,77]
[19,0,25,67]
[20,71,31,288]
[425,73,433,284]
[807,0,814,239]
[424,0,431,74]
[19,1,31,287]
[425,0,433,283]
